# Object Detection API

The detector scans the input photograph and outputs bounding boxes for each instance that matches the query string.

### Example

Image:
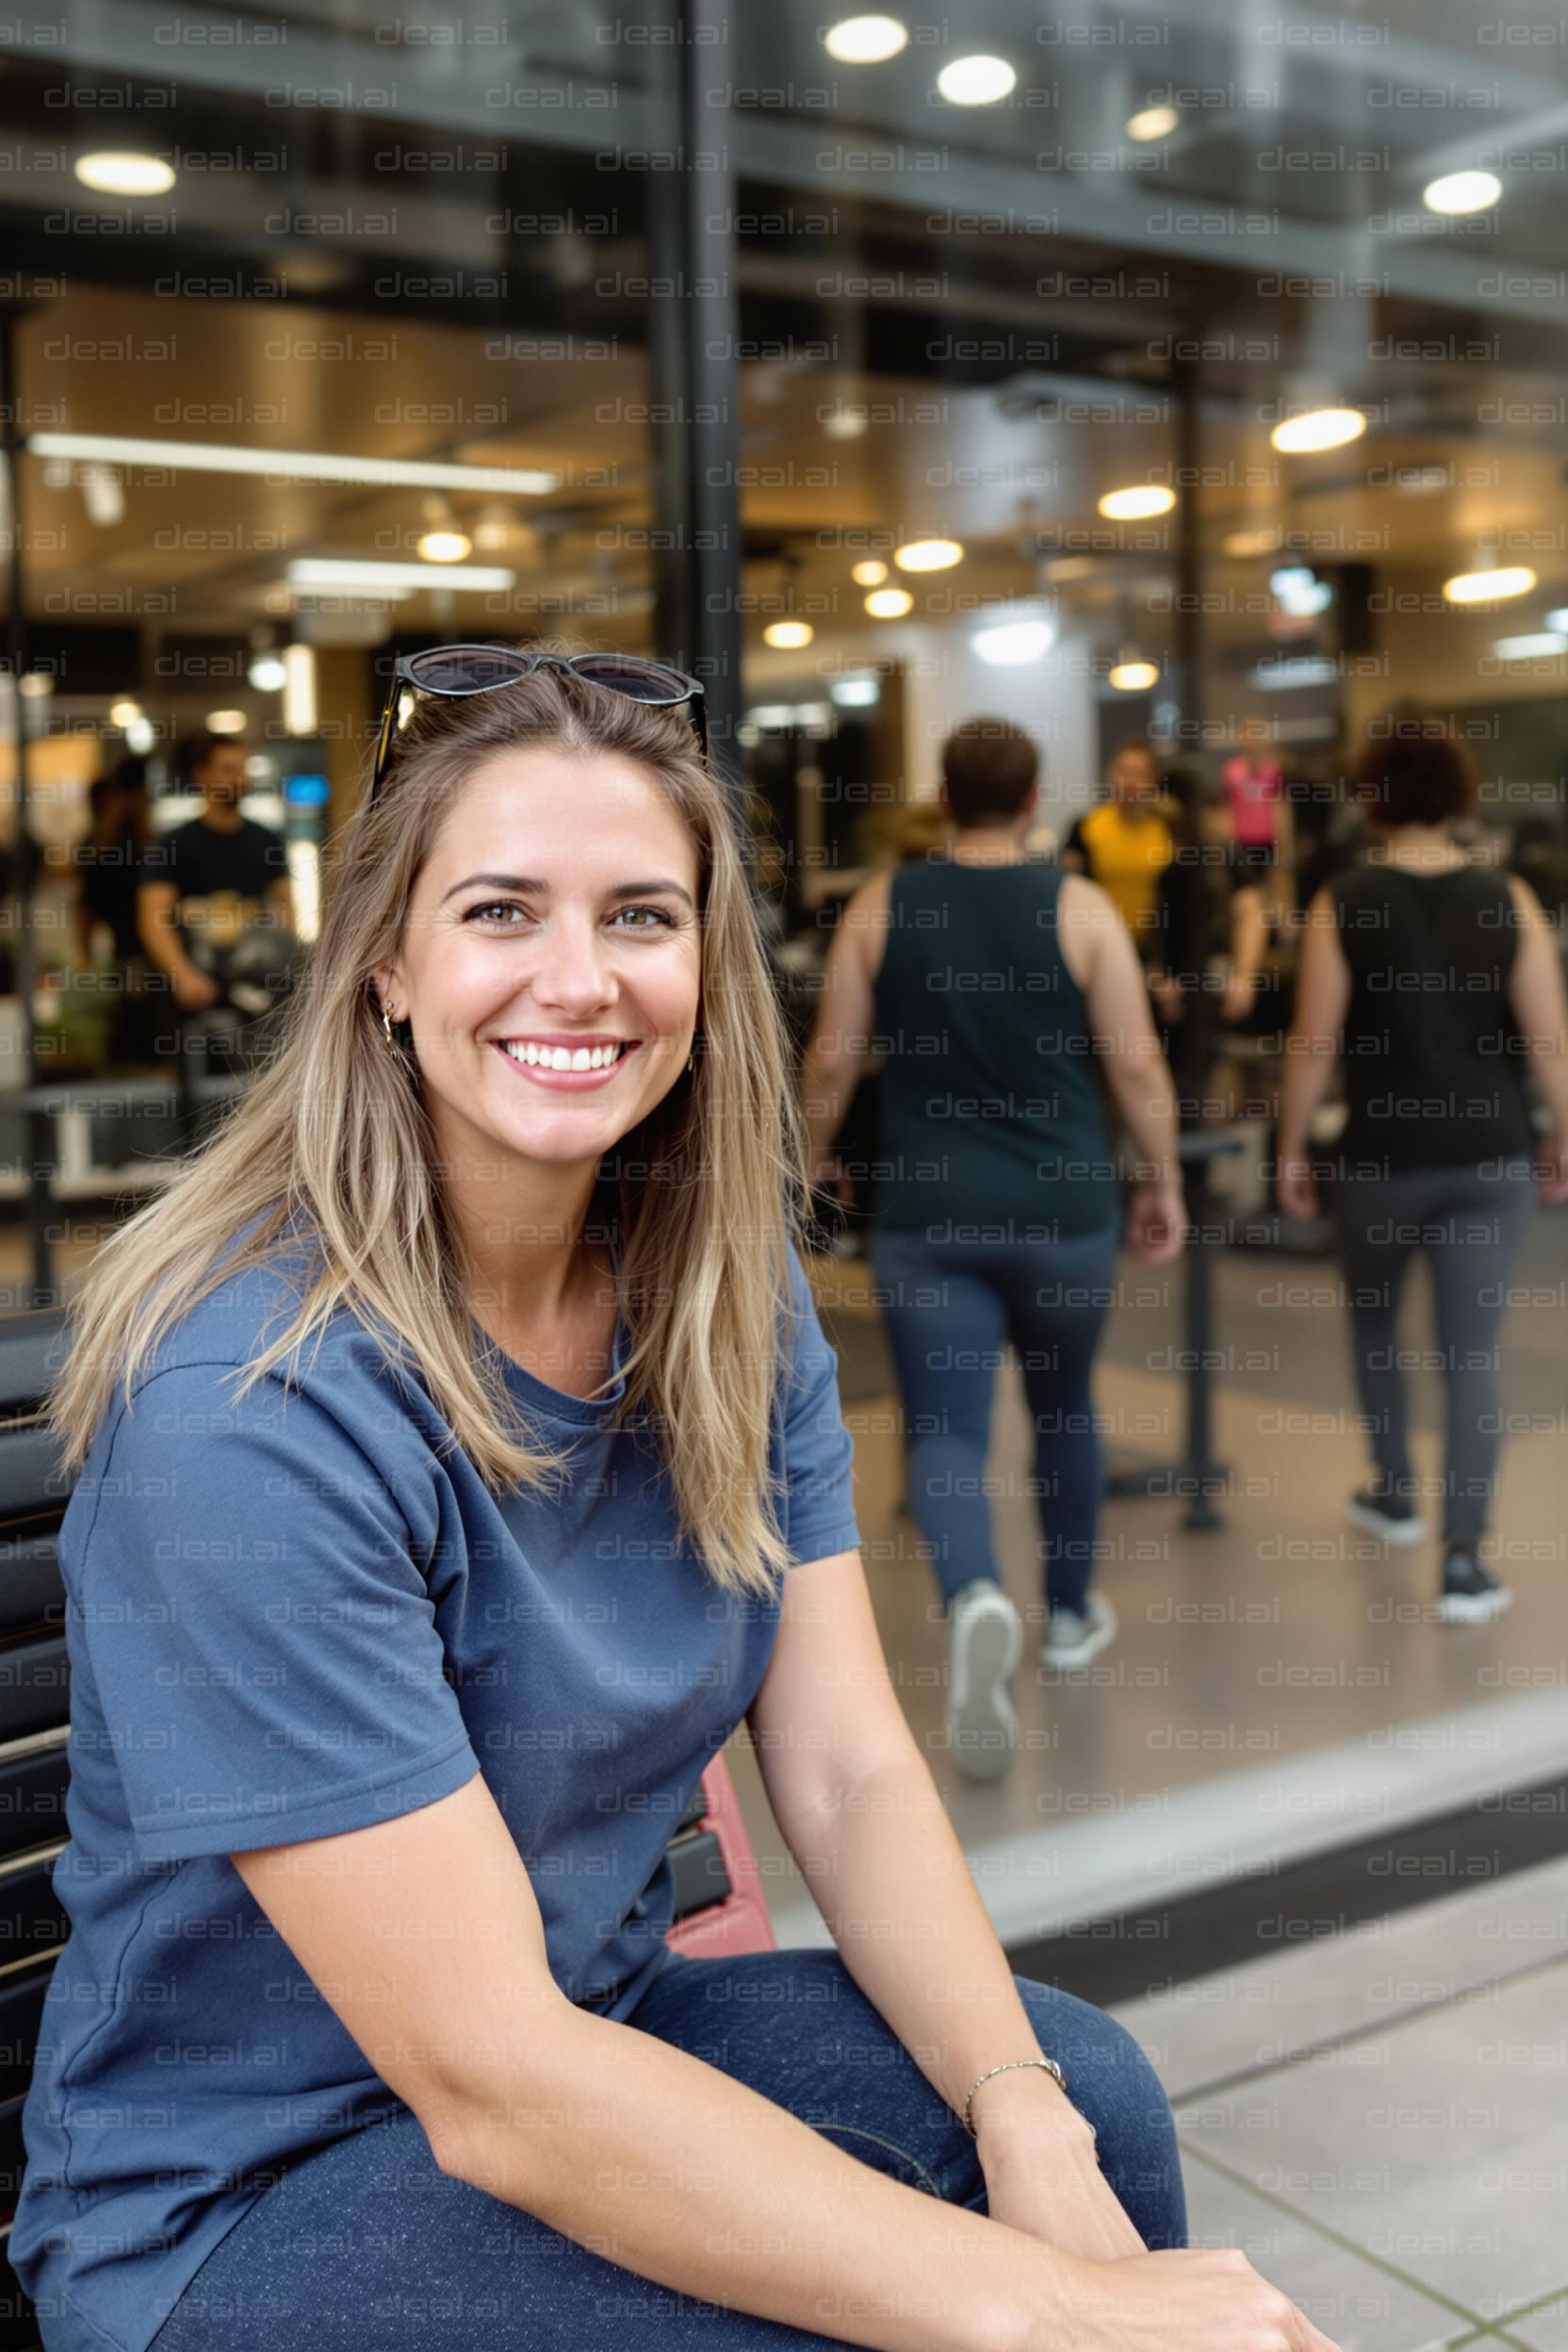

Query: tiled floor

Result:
[1108,1853,1568,2352]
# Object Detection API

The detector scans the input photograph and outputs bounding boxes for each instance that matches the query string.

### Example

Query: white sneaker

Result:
[946,1580,1022,1782]
[1040,1592,1119,1671]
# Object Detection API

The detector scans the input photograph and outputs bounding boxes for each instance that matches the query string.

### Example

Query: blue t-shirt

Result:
[8,1233,860,2352]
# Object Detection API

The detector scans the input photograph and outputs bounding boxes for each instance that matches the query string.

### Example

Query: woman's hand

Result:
[983,2122,1147,2262]
[1275,1144,1318,1220]
[1535,1129,1568,1205]
[1033,2245,1346,2352]
[1125,1181,1185,1266]
[1219,971,1256,1025]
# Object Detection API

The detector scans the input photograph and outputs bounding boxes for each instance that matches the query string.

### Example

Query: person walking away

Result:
[801,720,1184,1782]
[1277,718,1568,1623]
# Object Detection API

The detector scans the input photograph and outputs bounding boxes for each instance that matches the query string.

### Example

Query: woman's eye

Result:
[465,902,676,931]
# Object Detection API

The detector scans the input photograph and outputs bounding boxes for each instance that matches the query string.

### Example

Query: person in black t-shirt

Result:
[1278,719,1568,1625]
[137,732,295,1014]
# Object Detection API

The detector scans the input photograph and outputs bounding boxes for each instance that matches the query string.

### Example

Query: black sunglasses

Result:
[368,645,709,806]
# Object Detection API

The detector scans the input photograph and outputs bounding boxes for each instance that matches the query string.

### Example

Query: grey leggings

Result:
[1331,1158,1536,1548]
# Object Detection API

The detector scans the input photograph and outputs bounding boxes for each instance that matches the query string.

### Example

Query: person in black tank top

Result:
[1279,718,1568,1624]
[799,720,1184,1781]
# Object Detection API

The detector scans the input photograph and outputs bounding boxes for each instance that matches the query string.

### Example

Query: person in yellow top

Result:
[1059,737,1176,955]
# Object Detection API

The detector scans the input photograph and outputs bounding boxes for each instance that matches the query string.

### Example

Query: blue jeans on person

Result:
[147,1945,1186,2349]
[869,1222,1121,1621]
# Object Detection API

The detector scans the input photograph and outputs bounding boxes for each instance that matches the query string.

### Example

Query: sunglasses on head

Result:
[368,645,709,807]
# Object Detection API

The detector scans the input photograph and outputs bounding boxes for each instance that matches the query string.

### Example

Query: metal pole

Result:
[648,0,743,782]
[0,307,52,1308]
[1170,351,1203,758]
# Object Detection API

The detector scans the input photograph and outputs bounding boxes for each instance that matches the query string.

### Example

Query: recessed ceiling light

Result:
[1223,526,1284,558]
[763,621,814,649]
[937,56,1016,106]
[865,587,913,617]
[1109,661,1160,691]
[1423,170,1501,216]
[820,406,870,440]
[972,610,1056,666]
[108,699,141,727]
[204,710,247,732]
[893,537,963,571]
[74,153,175,196]
[1126,105,1179,142]
[1442,566,1536,605]
[416,530,473,564]
[18,674,53,699]
[247,654,287,692]
[825,15,907,63]
[1270,409,1366,454]
[830,675,881,707]
[851,559,889,586]
[1098,486,1176,520]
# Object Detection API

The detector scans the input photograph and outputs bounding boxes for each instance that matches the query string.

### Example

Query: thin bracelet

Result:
[961,2055,1094,2142]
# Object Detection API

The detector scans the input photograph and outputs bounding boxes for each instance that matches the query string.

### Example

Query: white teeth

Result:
[501,1040,625,1072]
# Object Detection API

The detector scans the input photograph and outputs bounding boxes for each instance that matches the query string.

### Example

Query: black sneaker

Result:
[1437,1545,1513,1625]
[1344,1484,1428,1548]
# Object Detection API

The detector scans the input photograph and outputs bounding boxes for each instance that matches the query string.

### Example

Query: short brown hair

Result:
[940,718,1039,825]
[1355,712,1478,828]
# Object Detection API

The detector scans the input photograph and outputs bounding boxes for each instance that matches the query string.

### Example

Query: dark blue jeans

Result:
[869,1223,1121,1619]
[147,1946,1186,2349]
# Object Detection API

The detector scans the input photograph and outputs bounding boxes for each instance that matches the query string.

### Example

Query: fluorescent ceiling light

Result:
[763,621,814,648]
[1109,661,1159,691]
[851,559,888,586]
[1126,106,1179,142]
[937,56,1016,105]
[1493,632,1567,660]
[287,559,516,595]
[830,676,881,707]
[1250,657,1338,689]
[27,433,558,497]
[1423,170,1501,216]
[1270,409,1366,454]
[972,612,1056,667]
[283,644,318,737]
[1442,566,1535,605]
[894,537,963,571]
[204,709,246,731]
[74,153,175,196]
[1098,485,1176,520]
[865,587,913,617]
[825,15,907,63]
[1544,609,1568,634]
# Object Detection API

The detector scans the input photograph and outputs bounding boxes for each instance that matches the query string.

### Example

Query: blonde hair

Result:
[48,652,813,1601]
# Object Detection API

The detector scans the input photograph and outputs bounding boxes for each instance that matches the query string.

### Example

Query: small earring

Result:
[381,1001,397,1047]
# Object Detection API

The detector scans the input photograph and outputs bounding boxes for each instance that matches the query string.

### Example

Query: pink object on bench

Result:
[665,1751,777,1957]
